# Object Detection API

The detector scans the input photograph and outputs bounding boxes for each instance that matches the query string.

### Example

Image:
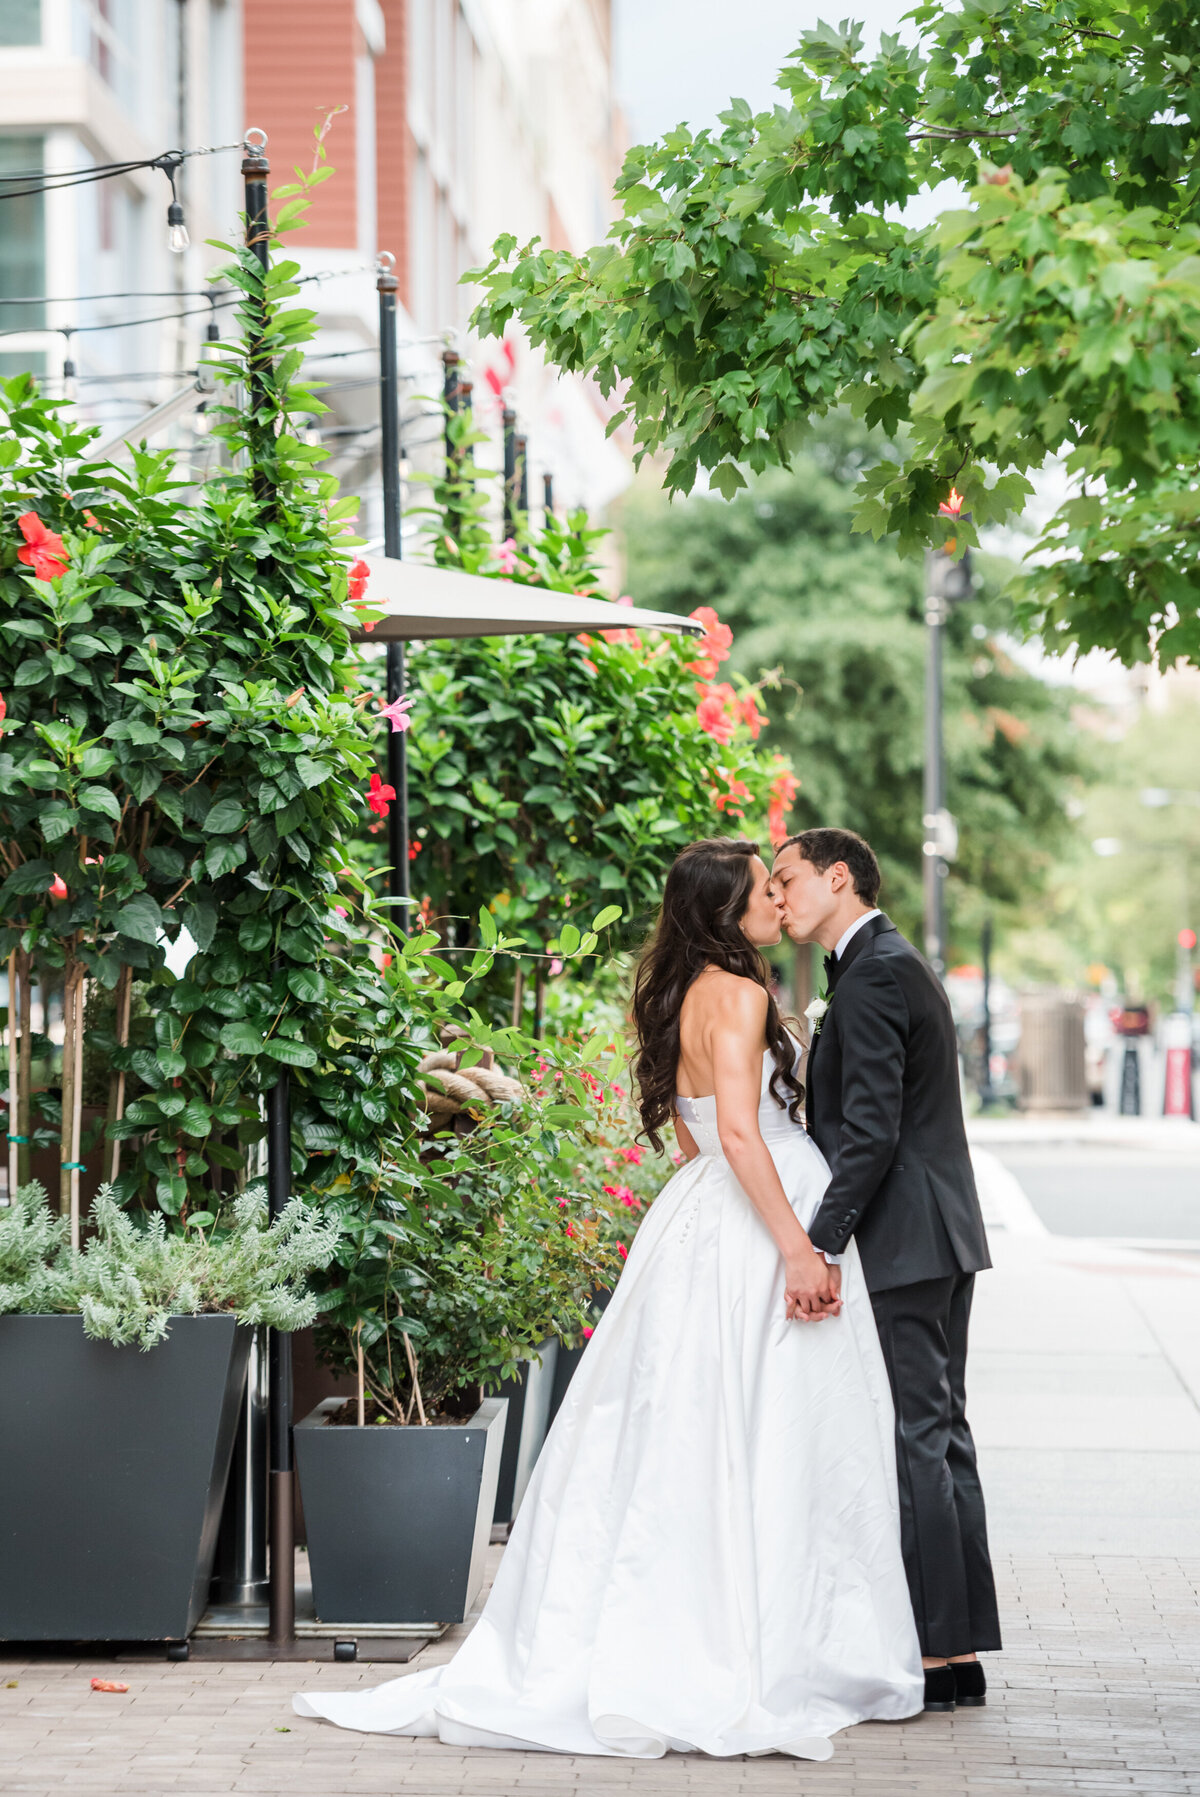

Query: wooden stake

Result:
[58,964,77,1223]
[6,951,17,1202]
[107,964,132,1184]
[15,948,31,1190]
[511,965,524,1030]
[70,973,86,1250]
[355,1321,366,1428]
[394,1296,427,1426]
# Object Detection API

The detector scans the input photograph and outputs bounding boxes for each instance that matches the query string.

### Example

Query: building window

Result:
[0,136,46,336]
[0,1,41,47]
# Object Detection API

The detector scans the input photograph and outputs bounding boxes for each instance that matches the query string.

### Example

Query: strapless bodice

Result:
[675,1041,803,1157]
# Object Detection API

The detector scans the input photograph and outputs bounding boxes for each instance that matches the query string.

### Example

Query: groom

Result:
[772,826,1001,1713]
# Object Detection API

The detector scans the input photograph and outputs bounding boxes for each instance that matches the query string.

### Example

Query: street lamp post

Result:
[922,544,971,977]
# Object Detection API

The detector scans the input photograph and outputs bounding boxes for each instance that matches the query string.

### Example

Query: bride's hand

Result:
[785,1247,841,1321]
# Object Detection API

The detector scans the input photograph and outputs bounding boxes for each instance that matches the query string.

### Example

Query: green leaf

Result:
[591,904,622,930]
[206,798,247,833]
[263,1037,318,1068]
[115,892,163,945]
[286,965,326,1003]
[78,784,122,822]
[220,1020,265,1056]
[478,906,498,948]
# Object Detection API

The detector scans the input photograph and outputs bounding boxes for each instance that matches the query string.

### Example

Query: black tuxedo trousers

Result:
[805,915,1001,1657]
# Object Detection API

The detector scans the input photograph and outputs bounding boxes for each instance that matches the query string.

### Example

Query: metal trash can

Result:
[1016,991,1088,1112]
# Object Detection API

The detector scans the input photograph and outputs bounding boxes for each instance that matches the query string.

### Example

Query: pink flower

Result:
[740,693,764,740]
[696,692,734,745]
[686,605,732,678]
[348,558,370,604]
[549,957,564,976]
[603,1156,615,1171]
[377,694,413,734]
[671,1149,684,1165]
[0,693,6,734]
[557,1197,569,1208]
[365,772,396,817]
[48,874,68,900]
[17,513,69,582]
[565,1223,576,1239]
[617,1145,644,1166]
[616,594,634,607]
[938,488,964,518]
[333,905,348,919]
[582,1326,594,1339]
[496,537,519,575]
[617,1241,628,1259]
[713,774,752,816]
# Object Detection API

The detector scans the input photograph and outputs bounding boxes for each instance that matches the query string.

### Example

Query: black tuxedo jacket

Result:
[803,913,991,1293]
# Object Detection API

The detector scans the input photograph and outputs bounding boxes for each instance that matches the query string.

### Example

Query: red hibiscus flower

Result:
[365,772,396,817]
[696,692,735,745]
[17,513,69,582]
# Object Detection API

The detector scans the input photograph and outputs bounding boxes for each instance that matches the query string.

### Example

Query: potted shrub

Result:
[0,1184,337,1642]
[296,1020,621,1627]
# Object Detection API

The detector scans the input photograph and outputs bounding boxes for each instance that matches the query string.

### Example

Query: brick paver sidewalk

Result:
[2,1552,1198,1796]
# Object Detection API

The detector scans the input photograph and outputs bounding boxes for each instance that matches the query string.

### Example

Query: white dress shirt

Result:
[834,907,881,960]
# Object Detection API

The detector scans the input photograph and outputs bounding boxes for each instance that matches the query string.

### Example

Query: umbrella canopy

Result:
[348,555,701,641]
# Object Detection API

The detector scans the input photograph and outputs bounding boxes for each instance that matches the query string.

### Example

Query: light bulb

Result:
[167,200,189,253]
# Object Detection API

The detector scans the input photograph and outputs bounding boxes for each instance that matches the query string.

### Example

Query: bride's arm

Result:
[711,980,840,1320]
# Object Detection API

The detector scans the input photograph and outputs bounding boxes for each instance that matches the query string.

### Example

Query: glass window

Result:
[0,1,41,47]
[0,137,46,332]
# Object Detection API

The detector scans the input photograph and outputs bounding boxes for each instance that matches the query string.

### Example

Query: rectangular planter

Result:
[492,1338,559,1526]
[295,1396,507,1626]
[0,1313,250,1641]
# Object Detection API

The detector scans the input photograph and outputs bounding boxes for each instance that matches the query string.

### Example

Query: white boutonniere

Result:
[804,991,831,1037]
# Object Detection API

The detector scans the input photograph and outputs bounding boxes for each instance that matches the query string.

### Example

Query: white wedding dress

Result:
[294,1043,923,1758]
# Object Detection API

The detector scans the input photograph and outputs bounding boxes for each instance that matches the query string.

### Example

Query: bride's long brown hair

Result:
[631,838,803,1152]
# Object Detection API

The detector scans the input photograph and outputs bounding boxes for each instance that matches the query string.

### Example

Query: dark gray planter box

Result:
[0,1313,250,1641]
[492,1338,559,1526]
[295,1396,507,1626]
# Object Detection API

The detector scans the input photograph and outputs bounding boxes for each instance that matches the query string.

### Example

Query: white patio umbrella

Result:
[348,555,704,913]
[347,553,702,641]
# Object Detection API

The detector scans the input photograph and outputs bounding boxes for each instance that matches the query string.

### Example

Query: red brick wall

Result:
[243,0,359,247]
[375,0,412,309]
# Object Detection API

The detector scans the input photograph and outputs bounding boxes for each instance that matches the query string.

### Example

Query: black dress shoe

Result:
[952,1660,986,1706]
[923,1665,956,1712]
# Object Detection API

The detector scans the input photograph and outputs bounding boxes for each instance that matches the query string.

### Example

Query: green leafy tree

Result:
[471,1,1200,668]
[620,421,1087,948]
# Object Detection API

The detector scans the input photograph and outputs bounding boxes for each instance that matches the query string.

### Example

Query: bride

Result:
[294,838,922,1759]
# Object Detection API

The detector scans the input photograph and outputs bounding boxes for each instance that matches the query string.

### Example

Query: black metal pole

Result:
[542,470,554,519]
[502,405,517,539]
[242,130,294,1647]
[266,1051,293,1643]
[980,915,995,1107]
[378,257,409,929]
[515,433,529,519]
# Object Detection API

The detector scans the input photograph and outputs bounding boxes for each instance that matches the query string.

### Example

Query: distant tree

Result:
[620,419,1088,952]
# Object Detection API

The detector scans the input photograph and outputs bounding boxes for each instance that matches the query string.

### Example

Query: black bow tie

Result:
[823,952,838,989]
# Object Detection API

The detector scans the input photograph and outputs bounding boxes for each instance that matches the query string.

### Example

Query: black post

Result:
[515,433,529,519]
[542,470,554,518]
[442,348,461,447]
[502,405,517,539]
[266,1052,293,1643]
[979,915,995,1107]
[242,129,294,1647]
[378,256,409,929]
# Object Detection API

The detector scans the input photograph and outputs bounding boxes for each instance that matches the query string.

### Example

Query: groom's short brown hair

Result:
[777,827,881,907]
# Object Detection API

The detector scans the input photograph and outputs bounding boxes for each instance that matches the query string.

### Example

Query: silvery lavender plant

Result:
[0,1184,339,1349]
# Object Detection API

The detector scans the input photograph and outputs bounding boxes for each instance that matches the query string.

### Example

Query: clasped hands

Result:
[785,1251,842,1322]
